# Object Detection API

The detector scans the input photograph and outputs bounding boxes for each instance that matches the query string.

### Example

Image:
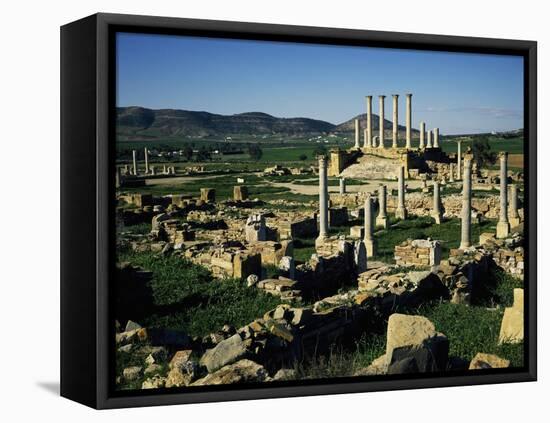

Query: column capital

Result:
[499,151,509,159]
[379,94,386,99]
[392,94,399,98]
[365,95,372,100]
[406,93,413,98]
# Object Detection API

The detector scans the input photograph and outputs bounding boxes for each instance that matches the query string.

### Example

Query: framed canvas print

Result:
[60,13,537,409]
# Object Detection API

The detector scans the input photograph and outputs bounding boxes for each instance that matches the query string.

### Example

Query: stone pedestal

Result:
[376,184,388,229]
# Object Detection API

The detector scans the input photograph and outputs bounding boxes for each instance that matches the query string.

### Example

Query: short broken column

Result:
[365,95,373,148]
[431,181,443,224]
[234,185,249,201]
[245,214,267,242]
[379,95,386,149]
[354,118,360,149]
[339,177,346,194]
[395,166,407,220]
[509,184,520,227]
[132,150,137,175]
[497,152,510,239]
[144,147,150,174]
[200,188,216,202]
[316,156,329,244]
[449,163,455,183]
[363,195,375,257]
[419,121,426,149]
[376,184,388,228]
[392,94,399,148]
[459,158,472,250]
[405,93,412,149]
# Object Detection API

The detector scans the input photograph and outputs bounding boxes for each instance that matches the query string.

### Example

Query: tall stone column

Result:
[457,140,462,180]
[395,166,407,219]
[144,147,149,174]
[339,177,346,194]
[376,184,388,228]
[379,95,386,149]
[509,184,520,227]
[431,181,442,224]
[419,121,426,149]
[497,152,510,239]
[363,195,375,257]
[433,128,440,148]
[406,93,412,149]
[115,167,121,188]
[392,94,399,149]
[363,129,368,149]
[365,96,372,148]
[354,118,360,149]
[426,130,433,148]
[132,150,137,175]
[460,158,472,250]
[316,156,329,245]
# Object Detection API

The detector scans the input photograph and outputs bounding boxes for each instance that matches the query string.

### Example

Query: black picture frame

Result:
[61,12,537,409]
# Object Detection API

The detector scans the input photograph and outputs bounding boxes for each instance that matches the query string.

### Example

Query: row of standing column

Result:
[358,94,440,150]
[127,148,175,176]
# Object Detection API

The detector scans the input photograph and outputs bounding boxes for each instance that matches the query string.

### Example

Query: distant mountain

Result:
[117,107,336,138]
[333,113,419,134]
[116,107,421,139]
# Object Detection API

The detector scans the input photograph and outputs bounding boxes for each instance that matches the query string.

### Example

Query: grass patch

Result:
[294,333,386,380]
[117,250,282,337]
[411,300,523,367]
[373,216,496,263]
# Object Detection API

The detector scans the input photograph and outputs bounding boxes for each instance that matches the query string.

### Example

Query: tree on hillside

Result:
[248,143,263,160]
[313,145,328,158]
[472,136,497,169]
[196,146,211,162]
[182,145,194,161]
[299,154,308,161]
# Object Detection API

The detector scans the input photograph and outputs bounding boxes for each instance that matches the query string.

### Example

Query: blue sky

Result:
[116,32,524,135]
